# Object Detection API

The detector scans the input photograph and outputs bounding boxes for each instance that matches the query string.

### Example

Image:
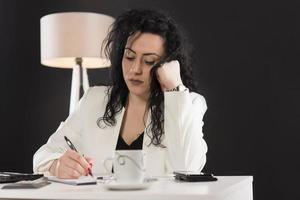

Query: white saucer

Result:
[104,180,152,190]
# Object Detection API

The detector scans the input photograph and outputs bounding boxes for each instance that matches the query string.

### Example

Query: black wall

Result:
[0,0,298,199]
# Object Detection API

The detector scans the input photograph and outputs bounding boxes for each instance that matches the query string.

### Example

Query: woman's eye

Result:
[126,57,135,61]
[145,61,155,65]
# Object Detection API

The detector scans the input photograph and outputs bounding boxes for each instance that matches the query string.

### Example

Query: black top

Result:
[115,132,144,150]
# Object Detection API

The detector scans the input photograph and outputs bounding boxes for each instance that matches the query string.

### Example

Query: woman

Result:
[33,9,207,179]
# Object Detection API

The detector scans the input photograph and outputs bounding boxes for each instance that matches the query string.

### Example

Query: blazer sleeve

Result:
[32,88,92,174]
[164,90,208,172]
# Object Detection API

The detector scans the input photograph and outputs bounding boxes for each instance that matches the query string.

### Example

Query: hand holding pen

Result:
[49,136,93,179]
[64,136,94,177]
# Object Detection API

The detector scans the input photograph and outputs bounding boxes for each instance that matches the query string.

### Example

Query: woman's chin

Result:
[128,87,148,97]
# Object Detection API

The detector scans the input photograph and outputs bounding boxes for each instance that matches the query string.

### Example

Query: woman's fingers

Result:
[58,155,83,178]
[54,150,92,179]
[59,164,81,179]
[63,157,86,176]
[156,60,182,91]
[85,157,94,166]
[66,150,90,173]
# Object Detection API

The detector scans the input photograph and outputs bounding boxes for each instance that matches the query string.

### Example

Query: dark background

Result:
[0,0,298,199]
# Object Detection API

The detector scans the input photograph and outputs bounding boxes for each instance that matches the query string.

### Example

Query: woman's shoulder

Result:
[86,85,110,96]
[80,86,111,105]
[189,91,207,111]
[190,91,206,103]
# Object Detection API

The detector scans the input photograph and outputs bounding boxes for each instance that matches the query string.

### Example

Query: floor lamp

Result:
[40,12,114,114]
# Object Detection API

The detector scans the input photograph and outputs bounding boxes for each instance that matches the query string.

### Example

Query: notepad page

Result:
[47,176,97,185]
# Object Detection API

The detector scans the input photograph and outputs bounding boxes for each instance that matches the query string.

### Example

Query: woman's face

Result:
[122,32,165,98]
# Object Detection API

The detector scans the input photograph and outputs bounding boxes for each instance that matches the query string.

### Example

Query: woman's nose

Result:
[130,60,142,74]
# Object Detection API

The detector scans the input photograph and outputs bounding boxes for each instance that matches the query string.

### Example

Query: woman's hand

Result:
[49,149,93,179]
[156,60,183,91]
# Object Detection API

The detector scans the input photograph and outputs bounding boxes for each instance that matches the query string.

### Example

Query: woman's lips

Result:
[129,79,143,86]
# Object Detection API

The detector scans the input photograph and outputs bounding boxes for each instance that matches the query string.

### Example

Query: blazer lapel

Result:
[112,107,125,150]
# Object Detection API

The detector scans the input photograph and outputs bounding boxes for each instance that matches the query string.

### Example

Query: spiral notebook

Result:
[47,176,97,185]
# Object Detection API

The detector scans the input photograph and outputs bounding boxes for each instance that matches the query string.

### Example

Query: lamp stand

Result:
[69,57,90,114]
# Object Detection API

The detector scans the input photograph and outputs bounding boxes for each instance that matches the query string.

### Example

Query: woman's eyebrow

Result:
[125,47,160,57]
[143,53,160,57]
[125,47,136,54]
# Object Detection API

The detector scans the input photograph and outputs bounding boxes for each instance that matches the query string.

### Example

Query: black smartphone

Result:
[174,171,217,182]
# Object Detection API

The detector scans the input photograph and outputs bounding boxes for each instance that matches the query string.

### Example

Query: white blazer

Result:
[33,86,208,176]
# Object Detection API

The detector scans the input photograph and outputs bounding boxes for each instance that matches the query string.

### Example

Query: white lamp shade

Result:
[41,12,115,68]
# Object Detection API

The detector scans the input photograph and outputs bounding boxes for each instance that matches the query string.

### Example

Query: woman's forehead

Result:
[125,32,165,56]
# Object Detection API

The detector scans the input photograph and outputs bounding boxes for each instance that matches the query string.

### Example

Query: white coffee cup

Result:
[104,150,145,183]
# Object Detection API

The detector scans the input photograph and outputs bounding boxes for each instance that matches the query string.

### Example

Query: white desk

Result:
[0,176,253,200]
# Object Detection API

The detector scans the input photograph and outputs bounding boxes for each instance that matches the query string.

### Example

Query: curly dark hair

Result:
[97,9,196,146]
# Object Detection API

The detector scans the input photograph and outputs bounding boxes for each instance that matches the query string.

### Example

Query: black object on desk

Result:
[2,177,51,189]
[0,172,43,183]
[174,171,218,182]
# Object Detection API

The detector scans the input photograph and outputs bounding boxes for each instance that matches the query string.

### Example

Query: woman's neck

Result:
[126,93,149,124]
[127,93,148,108]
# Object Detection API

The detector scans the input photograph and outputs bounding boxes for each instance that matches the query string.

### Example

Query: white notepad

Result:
[47,176,97,185]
